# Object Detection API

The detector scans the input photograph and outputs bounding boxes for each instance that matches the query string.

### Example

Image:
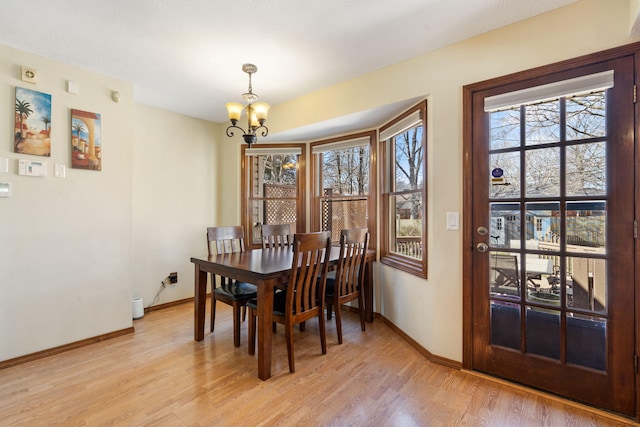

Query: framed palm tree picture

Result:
[14,87,52,156]
[71,109,102,171]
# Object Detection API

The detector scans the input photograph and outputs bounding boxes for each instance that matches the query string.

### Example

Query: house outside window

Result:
[311,131,376,244]
[241,144,305,248]
[380,101,427,278]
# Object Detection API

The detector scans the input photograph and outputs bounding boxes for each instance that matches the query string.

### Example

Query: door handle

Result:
[477,243,488,253]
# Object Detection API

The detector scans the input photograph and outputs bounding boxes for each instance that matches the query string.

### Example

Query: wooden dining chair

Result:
[207,226,257,347]
[247,231,332,373]
[325,228,369,344]
[261,223,292,249]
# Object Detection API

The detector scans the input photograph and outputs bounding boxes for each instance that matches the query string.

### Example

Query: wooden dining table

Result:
[191,246,374,380]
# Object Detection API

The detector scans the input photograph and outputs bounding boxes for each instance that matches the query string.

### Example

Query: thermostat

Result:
[18,159,47,177]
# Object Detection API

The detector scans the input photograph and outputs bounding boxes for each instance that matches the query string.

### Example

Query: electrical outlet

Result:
[169,272,178,284]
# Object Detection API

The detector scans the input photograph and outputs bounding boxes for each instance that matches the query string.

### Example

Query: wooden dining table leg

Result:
[257,279,274,380]
[194,264,207,341]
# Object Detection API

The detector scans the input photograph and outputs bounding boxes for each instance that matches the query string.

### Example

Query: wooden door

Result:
[467,56,635,416]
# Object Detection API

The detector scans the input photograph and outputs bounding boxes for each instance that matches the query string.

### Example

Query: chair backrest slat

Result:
[288,231,331,317]
[261,223,292,249]
[335,228,369,297]
[206,226,245,256]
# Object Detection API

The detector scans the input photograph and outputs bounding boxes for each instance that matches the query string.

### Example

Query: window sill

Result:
[380,253,427,279]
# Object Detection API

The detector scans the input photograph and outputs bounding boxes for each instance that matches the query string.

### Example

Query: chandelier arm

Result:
[254,125,269,138]
[226,124,248,138]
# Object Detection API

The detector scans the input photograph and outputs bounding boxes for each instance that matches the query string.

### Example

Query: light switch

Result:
[446,212,460,231]
[54,164,66,178]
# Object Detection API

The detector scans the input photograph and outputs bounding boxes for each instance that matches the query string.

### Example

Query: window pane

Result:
[566,142,606,196]
[394,126,424,190]
[566,256,606,314]
[249,153,298,245]
[489,202,520,249]
[525,147,560,197]
[251,154,297,197]
[320,198,368,242]
[321,146,369,196]
[566,201,606,251]
[525,100,560,145]
[489,151,520,199]
[490,251,521,299]
[490,108,520,150]
[526,307,560,360]
[566,92,606,141]
[491,301,520,350]
[567,314,606,371]
[390,193,422,260]
[525,202,560,248]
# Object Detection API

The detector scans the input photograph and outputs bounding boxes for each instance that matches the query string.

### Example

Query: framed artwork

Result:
[14,87,52,156]
[71,109,102,171]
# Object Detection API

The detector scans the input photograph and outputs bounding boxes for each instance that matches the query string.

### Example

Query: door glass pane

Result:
[525,100,560,145]
[491,301,520,350]
[566,201,606,251]
[566,142,606,196]
[525,202,560,247]
[490,108,520,150]
[489,151,520,198]
[489,203,520,249]
[490,251,520,298]
[525,147,560,197]
[566,92,606,141]
[567,314,606,371]
[526,307,560,360]
[566,257,606,314]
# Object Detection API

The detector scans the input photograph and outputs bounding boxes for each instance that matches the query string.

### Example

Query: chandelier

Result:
[225,63,270,147]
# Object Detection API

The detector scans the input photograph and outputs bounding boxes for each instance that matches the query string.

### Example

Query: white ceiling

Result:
[0,0,576,140]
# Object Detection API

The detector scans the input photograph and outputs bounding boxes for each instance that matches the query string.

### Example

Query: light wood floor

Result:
[0,300,636,426]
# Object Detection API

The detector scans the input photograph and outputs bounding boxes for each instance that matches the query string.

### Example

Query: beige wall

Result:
[0,45,135,360]
[132,105,219,306]
[1,0,638,364]
[0,47,222,362]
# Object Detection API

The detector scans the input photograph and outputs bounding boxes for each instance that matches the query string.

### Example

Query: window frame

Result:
[241,143,306,249]
[310,130,377,247]
[380,101,428,278]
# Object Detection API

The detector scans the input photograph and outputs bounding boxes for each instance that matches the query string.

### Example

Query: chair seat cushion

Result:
[214,281,257,300]
[324,270,360,298]
[325,277,336,298]
[247,291,287,316]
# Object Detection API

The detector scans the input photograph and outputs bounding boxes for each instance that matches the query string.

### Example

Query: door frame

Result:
[462,41,640,420]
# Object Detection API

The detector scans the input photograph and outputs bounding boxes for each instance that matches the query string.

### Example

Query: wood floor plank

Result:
[0,300,636,426]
